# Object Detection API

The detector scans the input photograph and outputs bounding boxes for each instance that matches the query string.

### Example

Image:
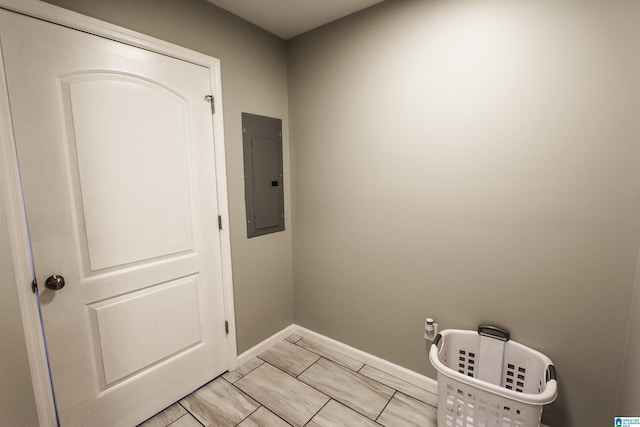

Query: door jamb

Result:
[0,1,237,425]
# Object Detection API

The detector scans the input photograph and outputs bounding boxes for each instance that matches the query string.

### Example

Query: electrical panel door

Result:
[242,113,284,238]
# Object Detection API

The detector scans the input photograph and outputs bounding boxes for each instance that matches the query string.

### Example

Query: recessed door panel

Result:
[89,276,202,387]
[65,75,194,271]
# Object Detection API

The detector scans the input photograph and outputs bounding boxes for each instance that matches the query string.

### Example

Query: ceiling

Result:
[205,0,384,40]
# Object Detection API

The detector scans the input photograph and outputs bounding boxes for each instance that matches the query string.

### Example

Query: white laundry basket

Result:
[429,325,557,427]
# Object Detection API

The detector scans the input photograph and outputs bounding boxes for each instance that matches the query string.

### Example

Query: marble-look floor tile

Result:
[296,338,364,372]
[298,358,394,420]
[359,365,437,406]
[138,403,187,427]
[307,400,381,427]
[235,363,329,427]
[223,357,264,383]
[377,392,437,427]
[258,339,320,376]
[237,407,291,427]
[180,378,258,427]
[169,414,203,427]
[286,333,303,343]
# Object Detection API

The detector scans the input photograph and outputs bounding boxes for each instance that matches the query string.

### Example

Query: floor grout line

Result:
[295,358,396,425]
[295,355,322,378]
[232,360,327,427]
[232,404,260,427]
[375,390,397,424]
[293,337,364,372]
[224,358,264,384]
[175,401,198,427]
[265,357,386,425]
[301,398,331,427]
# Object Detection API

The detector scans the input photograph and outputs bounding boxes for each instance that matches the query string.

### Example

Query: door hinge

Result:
[218,215,223,231]
[204,95,215,114]
[31,278,37,294]
[225,320,229,335]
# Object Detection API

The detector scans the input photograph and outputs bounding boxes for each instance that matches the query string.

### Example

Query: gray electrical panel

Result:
[242,113,284,238]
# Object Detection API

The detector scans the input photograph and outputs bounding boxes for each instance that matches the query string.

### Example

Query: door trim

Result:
[0,1,237,425]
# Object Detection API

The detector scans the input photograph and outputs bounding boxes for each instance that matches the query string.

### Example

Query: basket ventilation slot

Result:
[505,364,526,392]
[457,349,476,377]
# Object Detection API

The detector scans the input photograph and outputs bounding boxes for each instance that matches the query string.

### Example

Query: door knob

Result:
[45,275,65,291]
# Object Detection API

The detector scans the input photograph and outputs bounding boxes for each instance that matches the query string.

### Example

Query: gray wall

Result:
[39,0,294,353]
[0,190,39,426]
[288,1,640,426]
[619,266,640,414]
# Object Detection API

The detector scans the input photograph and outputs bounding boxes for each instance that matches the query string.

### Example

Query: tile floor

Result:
[138,333,438,427]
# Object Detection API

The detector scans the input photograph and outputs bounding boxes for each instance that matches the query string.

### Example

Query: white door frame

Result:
[0,1,237,425]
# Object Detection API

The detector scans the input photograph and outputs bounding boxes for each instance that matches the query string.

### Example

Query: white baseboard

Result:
[236,323,437,394]
[236,324,296,366]
[292,325,438,394]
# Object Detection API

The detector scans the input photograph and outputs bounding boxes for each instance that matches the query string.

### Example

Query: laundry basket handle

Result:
[433,333,442,347]
[478,324,510,341]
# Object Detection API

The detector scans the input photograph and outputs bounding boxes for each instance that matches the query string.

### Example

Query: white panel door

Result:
[0,9,229,427]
